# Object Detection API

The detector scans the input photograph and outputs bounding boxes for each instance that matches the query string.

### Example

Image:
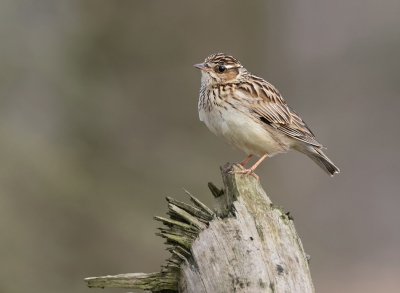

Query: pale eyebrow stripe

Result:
[224,65,242,69]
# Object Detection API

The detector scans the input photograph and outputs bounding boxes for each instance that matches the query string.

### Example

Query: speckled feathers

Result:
[195,53,339,176]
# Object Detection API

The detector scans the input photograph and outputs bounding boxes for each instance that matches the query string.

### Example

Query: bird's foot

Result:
[224,163,245,173]
[229,168,259,180]
[224,155,253,173]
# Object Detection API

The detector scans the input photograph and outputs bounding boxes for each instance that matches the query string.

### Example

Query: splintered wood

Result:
[85,163,314,293]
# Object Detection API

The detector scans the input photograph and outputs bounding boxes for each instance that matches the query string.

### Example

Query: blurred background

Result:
[1,1,399,292]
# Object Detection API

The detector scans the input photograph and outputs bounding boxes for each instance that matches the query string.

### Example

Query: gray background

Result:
[1,1,399,292]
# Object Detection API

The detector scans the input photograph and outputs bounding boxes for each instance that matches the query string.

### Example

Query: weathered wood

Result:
[85,163,314,292]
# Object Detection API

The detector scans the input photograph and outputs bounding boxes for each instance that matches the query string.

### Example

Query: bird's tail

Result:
[296,145,340,176]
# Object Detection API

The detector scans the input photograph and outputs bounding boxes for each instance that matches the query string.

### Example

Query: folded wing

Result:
[236,78,323,148]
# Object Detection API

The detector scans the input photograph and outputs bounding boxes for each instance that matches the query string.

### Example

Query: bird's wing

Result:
[236,78,323,147]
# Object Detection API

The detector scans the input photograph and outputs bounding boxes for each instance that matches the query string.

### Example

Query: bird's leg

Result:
[224,155,253,173]
[229,153,269,180]
[239,154,253,168]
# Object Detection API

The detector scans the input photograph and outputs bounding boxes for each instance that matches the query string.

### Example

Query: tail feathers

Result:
[307,147,340,176]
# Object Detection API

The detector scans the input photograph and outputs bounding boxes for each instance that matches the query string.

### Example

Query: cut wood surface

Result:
[85,163,314,293]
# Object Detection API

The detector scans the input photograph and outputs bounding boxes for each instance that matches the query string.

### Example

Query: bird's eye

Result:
[218,65,226,73]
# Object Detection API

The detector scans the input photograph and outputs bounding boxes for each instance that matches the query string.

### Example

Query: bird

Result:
[194,53,339,180]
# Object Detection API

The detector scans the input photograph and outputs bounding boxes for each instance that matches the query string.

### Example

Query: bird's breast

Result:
[198,86,289,156]
[198,92,228,136]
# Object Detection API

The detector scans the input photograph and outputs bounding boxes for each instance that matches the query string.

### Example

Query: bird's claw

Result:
[229,168,259,180]
[236,163,246,170]
[224,163,245,173]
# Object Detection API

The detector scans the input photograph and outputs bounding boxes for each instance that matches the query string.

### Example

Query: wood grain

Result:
[85,163,314,293]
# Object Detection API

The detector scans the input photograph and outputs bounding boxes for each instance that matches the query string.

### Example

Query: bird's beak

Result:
[194,63,212,72]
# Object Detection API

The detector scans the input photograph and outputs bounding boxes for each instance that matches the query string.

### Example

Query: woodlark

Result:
[195,53,339,179]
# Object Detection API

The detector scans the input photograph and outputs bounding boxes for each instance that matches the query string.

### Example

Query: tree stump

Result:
[85,163,314,293]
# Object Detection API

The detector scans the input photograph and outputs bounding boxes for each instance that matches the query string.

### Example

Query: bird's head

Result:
[194,53,244,86]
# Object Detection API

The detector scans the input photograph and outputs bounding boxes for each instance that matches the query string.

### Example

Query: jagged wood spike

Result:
[84,272,178,291]
[166,197,213,222]
[190,215,210,224]
[163,263,180,270]
[159,226,198,239]
[167,210,209,225]
[168,203,207,230]
[183,188,214,216]
[167,257,181,265]
[208,182,224,198]
[153,216,197,232]
[157,228,196,240]
[171,249,189,265]
[165,212,191,225]
[174,245,191,258]
[157,232,192,250]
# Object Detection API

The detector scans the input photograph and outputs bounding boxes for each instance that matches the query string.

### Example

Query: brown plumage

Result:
[195,53,339,179]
